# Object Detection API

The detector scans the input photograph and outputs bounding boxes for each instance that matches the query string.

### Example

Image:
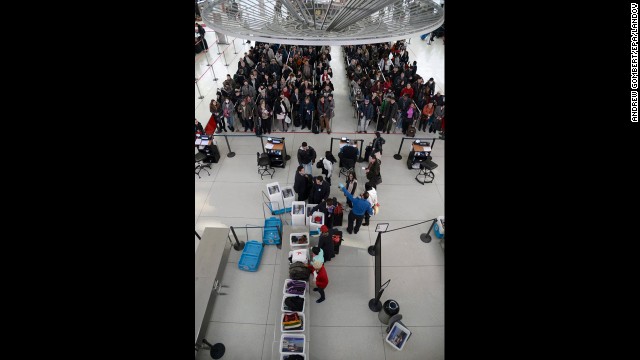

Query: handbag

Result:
[285,115,292,124]
[316,159,324,168]
[373,203,380,215]
[277,113,285,120]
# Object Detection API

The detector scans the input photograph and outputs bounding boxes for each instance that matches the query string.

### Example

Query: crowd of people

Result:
[205,42,337,135]
[293,137,383,236]
[342,41,445,137]
[294,140,384,303]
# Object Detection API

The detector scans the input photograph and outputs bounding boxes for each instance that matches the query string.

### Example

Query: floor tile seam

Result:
[196,182,216,221]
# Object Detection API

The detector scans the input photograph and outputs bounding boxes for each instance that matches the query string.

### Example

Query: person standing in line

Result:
[358,96,374,133]
[195,118,204,135]
[362,182,378,226]
[318,151,336,186]
[307,261,329,303]
[297,142,316,176]
[365,155,382,185]
[311,246,324,266]
[402,102,417,135]
[237,95,256,132]
[309,176,331,205]
[317,96,331,134]
[381,96,398,134]
[210,99,225,133]
[258,99,273,134]
[299,96,314,130]
[426,78,436,98]
[221,97,235,132]
[344,171,358,209]
[293,165,311,201]
[326,94,335,131]
[317,225,335,262]
[274,95,288,132]
[338,183,373,235]
[311,198,336,231]
[421,102,434,132]
[371,131,386,157]
[195,23,208,50]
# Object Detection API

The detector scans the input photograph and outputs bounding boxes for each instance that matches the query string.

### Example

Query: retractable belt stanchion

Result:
[222,46,229,66]
[202,41,212,66]
[210,64,219,82]
[223,135,235,158]
[216,41,221,55]
[195,78,205,99]
[232,37,238,54]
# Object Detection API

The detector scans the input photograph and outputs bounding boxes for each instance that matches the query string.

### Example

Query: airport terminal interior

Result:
[195,6,444,359]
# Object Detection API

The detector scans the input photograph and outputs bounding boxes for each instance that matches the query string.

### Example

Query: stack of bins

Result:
[274,225,310,359]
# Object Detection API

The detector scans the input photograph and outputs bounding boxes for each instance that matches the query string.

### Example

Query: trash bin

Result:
[378,299,400,324]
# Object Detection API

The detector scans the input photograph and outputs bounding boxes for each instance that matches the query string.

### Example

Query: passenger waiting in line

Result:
[309,176,331,205]
[297,142,316,176]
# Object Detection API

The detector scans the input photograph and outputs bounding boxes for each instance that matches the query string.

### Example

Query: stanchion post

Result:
[195,78,205,99]
[216,41,221,55]
[222,47,229,66]
[393,137,406,160]
[224,135,235,158]
[229,226,245,251]
[210,64,219,82]
[232,38,238,54]
[203,45,212,66]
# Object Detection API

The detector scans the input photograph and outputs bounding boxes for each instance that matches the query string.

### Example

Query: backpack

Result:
[334,202,343,215]
[289,261,310,280]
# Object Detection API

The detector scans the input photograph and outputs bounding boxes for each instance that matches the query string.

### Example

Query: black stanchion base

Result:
[420,234,432,243]
[227,152,236,158]
[285,155,291,161]
[233,240,246,251]
[210,343,225,359]
[369,298,382,312]
[393,154,402,160]
[198,96,205,99]
[367,245,376,256]
[213,78,219,81]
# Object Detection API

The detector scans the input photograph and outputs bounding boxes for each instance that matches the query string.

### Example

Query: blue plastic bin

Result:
[263,217,282,245]
[238,240,265,272]
[268,203,286,215]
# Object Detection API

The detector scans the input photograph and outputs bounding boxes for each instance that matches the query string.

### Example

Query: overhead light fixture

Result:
[200,0,444,45]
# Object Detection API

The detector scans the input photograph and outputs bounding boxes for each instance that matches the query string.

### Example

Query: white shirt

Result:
[367,188,378,207]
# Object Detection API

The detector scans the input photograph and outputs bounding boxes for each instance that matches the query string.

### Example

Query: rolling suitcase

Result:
[407,125,416,137]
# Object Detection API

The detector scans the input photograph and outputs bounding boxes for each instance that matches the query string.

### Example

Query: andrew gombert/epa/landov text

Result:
[632,3,638,122]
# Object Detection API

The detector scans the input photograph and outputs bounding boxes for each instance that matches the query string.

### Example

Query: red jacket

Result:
[204,115,217,135]
[308,264,328,289]
[400,87,414,99]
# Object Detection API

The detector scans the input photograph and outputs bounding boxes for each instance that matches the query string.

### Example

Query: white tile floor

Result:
[195,33,444,360]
